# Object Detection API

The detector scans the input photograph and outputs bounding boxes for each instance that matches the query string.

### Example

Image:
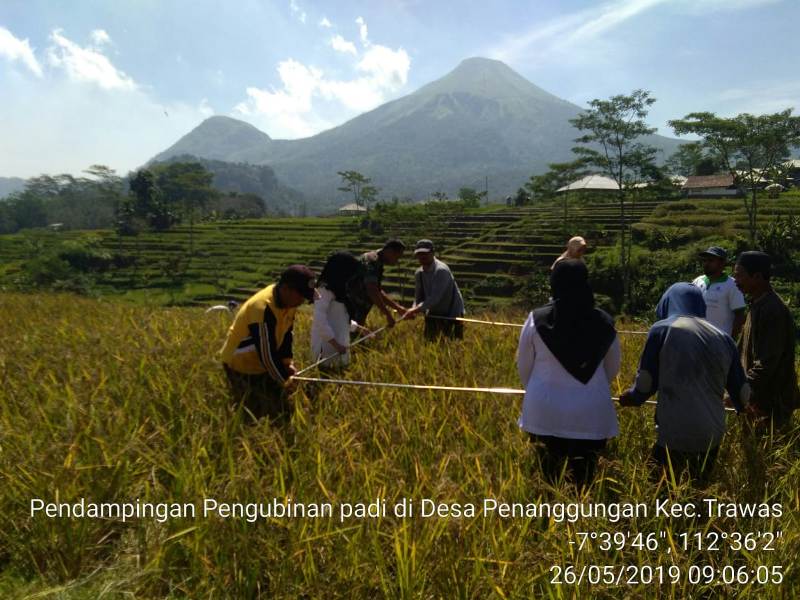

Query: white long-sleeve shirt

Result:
[310,287,356,369]
[516,312,621,440]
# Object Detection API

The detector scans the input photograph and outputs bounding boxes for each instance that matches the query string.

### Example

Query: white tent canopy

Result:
[557,174,620,192]
[338,203,367,213]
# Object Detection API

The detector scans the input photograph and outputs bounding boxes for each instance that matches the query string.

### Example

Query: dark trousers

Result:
[424,315,464,341]
[224,364,293,424]
[650,444,719,483]
[529,434,606,488]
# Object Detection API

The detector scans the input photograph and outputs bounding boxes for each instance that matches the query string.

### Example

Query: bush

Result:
[57,237,113,272]
[473,274,519,296]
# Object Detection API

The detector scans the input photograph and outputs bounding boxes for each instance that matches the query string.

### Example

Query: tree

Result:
[128,169,174,231]
[669,109,800,245]
[154,162,218,255]
[360,185,380,210]
[570,89,659,306]
[542,160,591,236]
[430,191,448,202]
[457,187,487,208]
[337,170,372,208]
[665,143,704,177]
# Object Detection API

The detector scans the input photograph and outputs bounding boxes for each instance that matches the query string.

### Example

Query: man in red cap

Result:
[220,264,316,422]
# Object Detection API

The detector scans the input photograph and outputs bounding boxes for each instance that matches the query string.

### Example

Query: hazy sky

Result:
[1,0,797,177]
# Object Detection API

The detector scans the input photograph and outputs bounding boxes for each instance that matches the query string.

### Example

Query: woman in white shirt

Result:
[517,259,620,487]
[311,252,362,370]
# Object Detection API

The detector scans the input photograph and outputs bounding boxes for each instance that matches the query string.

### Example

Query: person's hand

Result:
[330,340,348,354]
[286,362,297,377]
[619,390,637,407]
[285,376,298,393]
[404,306,420,320]
[394,306,409,319]
[722,392,733,409]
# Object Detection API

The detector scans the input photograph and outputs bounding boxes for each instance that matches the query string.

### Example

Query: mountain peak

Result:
[152,115,272,163]
[195,115,271,140]
[455,56,518,73]
[413,56,574,106]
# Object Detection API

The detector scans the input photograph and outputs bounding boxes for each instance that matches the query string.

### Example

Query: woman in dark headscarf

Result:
[310,252,363,370]
[517,259,620,487]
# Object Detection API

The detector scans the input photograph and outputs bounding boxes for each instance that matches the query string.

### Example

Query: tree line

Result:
[0,162,273,235]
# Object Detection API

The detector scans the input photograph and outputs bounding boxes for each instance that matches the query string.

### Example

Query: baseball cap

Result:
[699,246,727,260]
[279,264,316,302]
[414,239,435,254]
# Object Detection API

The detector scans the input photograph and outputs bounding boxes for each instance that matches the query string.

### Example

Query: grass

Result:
[1,292,799,598]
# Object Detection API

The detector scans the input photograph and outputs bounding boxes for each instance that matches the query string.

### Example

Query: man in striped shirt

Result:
[220,265,316,422]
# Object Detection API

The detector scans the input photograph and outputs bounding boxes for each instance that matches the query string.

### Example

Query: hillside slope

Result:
[152,58,682,211]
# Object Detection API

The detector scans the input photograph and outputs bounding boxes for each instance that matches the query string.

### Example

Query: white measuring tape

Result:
[293,375,738,413]
[424,314,648,336]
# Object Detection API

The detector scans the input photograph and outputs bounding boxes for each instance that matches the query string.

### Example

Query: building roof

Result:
[683,174,735,189]
[557,174,620,192]
[338,203,367,212]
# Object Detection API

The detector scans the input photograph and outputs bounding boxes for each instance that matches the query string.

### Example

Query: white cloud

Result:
[319,17,333,28]
[234,18,410,138]
[487,0,664,65]
[355,16,370,46]
[487,0,782,66]
[715,81,800,116]
[47,29,136,90]
[682,0,780,13]
[0,26,43,77]
[356,44,410,89]
[330,34,357,56]
[89,29,111,47]
[289,0,307,24]
[0,70,215,177]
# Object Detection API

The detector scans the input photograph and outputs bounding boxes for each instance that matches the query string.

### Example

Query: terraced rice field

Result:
[1,196,796,308]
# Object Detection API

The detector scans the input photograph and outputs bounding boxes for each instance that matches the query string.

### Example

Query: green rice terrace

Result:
[0,195,799,310]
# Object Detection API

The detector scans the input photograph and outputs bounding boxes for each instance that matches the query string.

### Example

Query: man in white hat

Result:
[691,246,746,338]
[405,239,465,340]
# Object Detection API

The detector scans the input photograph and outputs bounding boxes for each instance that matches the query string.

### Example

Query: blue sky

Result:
[1,0,797,177]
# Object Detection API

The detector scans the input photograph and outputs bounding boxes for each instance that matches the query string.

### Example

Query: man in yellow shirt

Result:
[220,265,316,422]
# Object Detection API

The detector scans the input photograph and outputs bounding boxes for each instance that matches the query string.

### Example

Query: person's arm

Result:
[729,285,747,340]
[603,336,621,383]
[414,270,423,306]
[278,326,296,375]
[257,306,291,385]
[380,288,407,314]
[724,340,750,413]
[746,305,790,396]
[365,282,394,322]
[619,325,667,406]
[516,313,536,386]
[731,309,746,340]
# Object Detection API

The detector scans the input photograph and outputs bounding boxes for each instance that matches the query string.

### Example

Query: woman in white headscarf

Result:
[551,236,587,270]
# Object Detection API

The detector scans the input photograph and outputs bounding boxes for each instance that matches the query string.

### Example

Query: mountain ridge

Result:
[152,57,682,212]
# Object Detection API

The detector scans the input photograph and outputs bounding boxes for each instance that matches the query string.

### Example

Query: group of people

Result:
[216,234,798,487]
[219,238,464,421]
[518,246,798,486]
